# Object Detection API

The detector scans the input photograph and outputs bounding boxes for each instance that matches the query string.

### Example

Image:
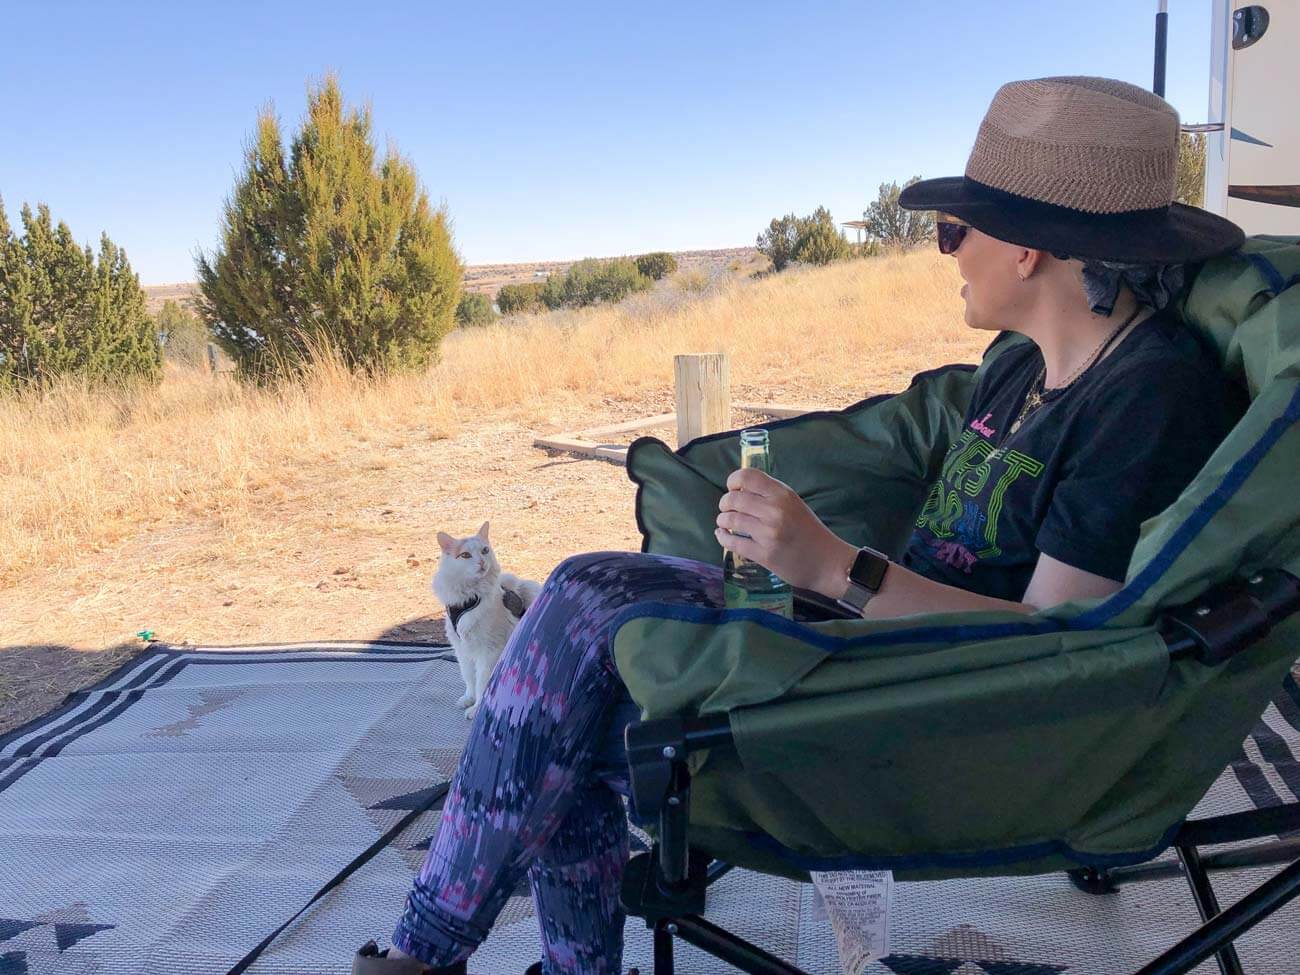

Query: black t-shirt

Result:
[899,310,1243,602]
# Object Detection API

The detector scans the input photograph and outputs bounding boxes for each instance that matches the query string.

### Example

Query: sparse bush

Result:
[847,240,883,259]
[196,76,462,381]
[565,258,652,306]
[540,273,567,311]
[456,292,497,328]
[862,177,934,247]
[635,251,678,280]
[156,299,210,367]
[675,269,709,293]
[541,258,651,310]
[793,208,851,265]
[496,281,544,315]
[756,214,801,272]
[0,199,160,388]
[758,206,850,271]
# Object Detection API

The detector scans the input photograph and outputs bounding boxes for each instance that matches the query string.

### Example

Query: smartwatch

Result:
[836,546,890,616]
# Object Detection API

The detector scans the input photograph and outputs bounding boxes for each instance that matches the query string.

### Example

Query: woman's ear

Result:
[1016,248,1047,282]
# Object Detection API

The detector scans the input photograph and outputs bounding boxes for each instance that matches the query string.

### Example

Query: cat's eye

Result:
[458,552,471,559]
[482,547,489,554]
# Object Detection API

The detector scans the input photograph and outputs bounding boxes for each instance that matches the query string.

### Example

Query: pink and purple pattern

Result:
[393,551,723,974]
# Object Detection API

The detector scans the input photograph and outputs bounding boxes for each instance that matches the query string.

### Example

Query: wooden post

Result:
[207,342,218,375]
[674,353,730,447]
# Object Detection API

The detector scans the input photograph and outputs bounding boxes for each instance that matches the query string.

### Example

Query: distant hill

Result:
[143,246,762,315]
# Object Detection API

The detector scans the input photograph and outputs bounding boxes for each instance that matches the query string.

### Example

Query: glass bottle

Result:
[723,428,794,618]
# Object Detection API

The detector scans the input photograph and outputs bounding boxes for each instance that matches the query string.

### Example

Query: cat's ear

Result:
[436,531,456,554]
[477,521,490,541]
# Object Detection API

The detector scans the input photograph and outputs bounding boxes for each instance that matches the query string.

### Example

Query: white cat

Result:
[433,522,542,719]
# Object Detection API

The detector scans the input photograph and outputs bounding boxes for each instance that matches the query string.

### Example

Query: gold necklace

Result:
[1003,306,1143,440]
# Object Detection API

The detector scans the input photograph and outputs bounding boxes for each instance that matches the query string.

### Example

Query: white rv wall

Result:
[1206,1,1299,234]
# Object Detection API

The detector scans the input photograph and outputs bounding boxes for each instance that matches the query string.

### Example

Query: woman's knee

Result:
[541,551,722,608]
[547,551,652,587]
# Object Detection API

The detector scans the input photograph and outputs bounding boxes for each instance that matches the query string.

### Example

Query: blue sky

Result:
[1,1,1215,284]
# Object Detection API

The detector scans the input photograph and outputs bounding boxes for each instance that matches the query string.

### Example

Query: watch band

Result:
[836,546,890,615]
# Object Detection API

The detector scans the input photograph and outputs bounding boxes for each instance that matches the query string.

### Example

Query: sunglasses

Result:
[934,213,1073,261]
[935,214,971,255]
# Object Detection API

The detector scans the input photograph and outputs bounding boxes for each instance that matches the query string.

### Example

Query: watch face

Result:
[849,548,889,592]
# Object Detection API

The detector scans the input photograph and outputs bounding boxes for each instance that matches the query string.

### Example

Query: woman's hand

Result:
[714,468,856,596]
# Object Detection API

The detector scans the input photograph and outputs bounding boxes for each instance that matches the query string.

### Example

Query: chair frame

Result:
[620,570,1300,975]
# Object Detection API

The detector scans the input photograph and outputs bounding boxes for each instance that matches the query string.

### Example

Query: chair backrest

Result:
[1099,236,1300,629]
[617,237,1300,879]
[1177,235,1300,396]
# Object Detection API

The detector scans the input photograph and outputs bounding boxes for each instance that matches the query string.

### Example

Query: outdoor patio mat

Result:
[1,641,1297,975]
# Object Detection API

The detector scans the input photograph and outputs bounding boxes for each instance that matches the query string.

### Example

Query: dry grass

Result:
[1,248,980,648]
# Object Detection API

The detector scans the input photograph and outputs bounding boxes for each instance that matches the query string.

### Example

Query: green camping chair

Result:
[614,236,1300,975]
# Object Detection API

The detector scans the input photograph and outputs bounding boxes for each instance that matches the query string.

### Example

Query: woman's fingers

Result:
[716,509,766,538]
[719,488,776,519]
[715,527,760,561]
[724,468,783,496]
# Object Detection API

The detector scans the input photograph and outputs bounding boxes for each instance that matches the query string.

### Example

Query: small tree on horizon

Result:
[757,206,851,270]
[756,213,801,272]
[0,198,160,388]
[635,251,678,280]
[455,291,496,327]
[792,206,851,265]
[496,281,544,315]
[862,176,934,248]
[196,76,462,380]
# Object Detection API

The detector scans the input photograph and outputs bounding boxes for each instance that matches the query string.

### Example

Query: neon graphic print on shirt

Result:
[914,427,1046,571]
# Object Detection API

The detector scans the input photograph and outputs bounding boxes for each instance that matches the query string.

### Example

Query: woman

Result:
[355,76,1245,974]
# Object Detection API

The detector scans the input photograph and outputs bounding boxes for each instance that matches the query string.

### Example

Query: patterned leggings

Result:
[392,551,724,974]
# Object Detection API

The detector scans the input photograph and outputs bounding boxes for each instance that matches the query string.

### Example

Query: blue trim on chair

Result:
[1244,252,1300,296]
[608,599,1064,655]
[741,820,1184,874]
[1245,253,1287,295]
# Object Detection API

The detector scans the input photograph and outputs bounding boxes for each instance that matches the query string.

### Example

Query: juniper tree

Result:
[792,206,850,265]
[756,213,801,272]
[0,198,159,388]
[196,77,463,380]
[863,177,935,248]
[757,206,849,270]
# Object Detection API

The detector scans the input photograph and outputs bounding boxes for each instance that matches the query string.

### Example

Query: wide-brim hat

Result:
[898,76,1244,264]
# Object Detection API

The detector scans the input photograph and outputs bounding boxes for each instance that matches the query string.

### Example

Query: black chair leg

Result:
[653,919,674,975]
[673,915,807,975]
[1176,843,1244,975]
[1136,856,1300,975]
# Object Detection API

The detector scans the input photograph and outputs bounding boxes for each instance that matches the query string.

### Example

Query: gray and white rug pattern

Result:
[1,643,1296,975]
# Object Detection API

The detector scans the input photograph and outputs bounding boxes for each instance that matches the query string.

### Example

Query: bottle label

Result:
[724,581,793,618]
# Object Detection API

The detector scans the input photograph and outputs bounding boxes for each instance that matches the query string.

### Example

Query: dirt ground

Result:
[0,383,815,735]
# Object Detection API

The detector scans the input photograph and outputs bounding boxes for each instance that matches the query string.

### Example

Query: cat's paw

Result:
[455,693,474,708]
[464,704,479,721]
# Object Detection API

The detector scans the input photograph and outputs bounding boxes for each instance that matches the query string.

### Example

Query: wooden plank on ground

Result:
[533,436,629,465]
[534,402,831,464]
[734,402,828,419]
[576,412,677,438]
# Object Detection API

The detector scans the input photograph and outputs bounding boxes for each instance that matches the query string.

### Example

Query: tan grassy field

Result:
[142,246,765,313]
[1,249,981,731]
